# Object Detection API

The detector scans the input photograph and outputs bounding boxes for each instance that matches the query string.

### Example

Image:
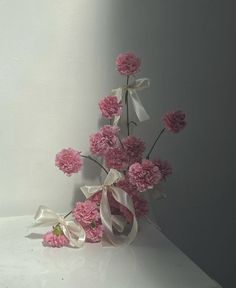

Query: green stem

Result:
[81,155,108,174]
[146,128,165,159]
[125,76,130,136]
[63,155,108,219]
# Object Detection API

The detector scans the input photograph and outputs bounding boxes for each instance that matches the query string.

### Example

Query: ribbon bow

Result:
[34,206,86,248]
[112,78,150,125]
[81,169,138,246]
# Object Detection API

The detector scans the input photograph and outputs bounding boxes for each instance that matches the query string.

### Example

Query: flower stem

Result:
[146,128,165,159]
[125,76,130,136]
[64,211,72,219]
[81,154,108,174]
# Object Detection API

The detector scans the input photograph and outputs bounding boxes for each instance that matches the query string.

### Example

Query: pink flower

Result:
[116,52,141,76]
[122,136,145,165]
[55,148,83,176]
[73,200,100,226]
[89,191,102,206]
[154,158,172,180]
[105,147,127,170]
[128,159,162,192]
[119,194,149,222]
[85,224,103,243]
[99,95,123,119]
[117,175,138,197]
[163,110,186,133]
[43,231,69,248]
[89,125,119,156]
[100,125,119,138]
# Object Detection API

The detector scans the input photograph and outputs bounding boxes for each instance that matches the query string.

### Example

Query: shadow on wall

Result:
[108,1,236,288]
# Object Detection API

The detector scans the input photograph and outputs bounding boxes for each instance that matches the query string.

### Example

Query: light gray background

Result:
[0,1,235,287]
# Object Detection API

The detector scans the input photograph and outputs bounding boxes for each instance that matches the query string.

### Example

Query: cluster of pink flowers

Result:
[44,52,186,248]
[73,200,103,243]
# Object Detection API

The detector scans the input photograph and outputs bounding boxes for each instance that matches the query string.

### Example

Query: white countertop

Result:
[0,215,221,288]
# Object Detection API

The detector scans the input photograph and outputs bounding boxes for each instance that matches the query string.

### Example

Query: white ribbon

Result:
[112,78,150,125]
[81,169,138,246]
[34,206,86,248]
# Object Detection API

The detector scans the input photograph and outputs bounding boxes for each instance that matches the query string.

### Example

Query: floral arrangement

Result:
[33,52,186,248]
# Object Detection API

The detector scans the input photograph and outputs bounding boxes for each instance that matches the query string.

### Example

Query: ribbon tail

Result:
[111,215,126,233]
[100,188,116,246]
[130,91,150,122]
[111,187,138,245]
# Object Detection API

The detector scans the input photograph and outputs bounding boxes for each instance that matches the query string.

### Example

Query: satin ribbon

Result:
[34,205,86,248]
[112,78,150,125]
[80,169,138,246]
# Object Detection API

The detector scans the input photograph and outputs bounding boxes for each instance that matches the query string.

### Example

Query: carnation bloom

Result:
[99,95,122,119]
[128,159,162,192]
[115,52,141,76]
[85,224,103,243]
[119,194,149,222]
[163,110,186,133]
[117,175,138,197]
[73,200,100,226]
[89,191,102,206]
[89,125,119,156]
[55,148,83,176]
[105,147,127,170]
[122,136,145,165]
[43,231,69,248]
[154,158,172,180]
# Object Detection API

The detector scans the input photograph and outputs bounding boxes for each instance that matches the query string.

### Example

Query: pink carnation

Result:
[89,191,102,206]
[115,52,141,76]
[117,175,138,197]
[43,231,69,248]
[119,194,149,222]
[99,95,122,119]
[122,136,145,165]
[154,158,172,180]
[73,200,100,226]
[100,125,119,138]
[89,190,121,215]
[163,110,186,133]
[85,224,103,243]
[90,125,119,156]
[105,147,127,170]
[55,148,83,176]
[128,159,162,192]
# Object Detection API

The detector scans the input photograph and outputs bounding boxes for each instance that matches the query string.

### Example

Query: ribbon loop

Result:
[112,77,150,125]
[33,205,86,248]
[80,169,138,246]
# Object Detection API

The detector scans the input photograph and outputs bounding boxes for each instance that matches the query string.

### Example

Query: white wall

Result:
[0,0,121,216]
[0,1,235,287]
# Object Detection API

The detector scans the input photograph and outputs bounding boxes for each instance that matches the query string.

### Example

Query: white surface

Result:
[0,216,221,288]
